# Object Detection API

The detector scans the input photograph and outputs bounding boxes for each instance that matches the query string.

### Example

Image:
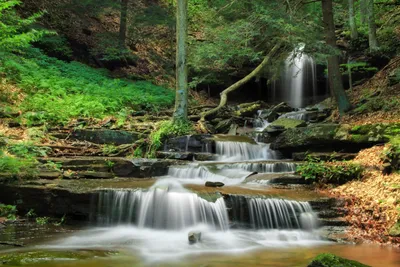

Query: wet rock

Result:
[266,110,279,122]
[308,253,370,267]
[268,174,308,185]
[164,134,214,153]
[235,102,262,117]
[215,118,234,134]
[205,181,225,187]
[70,129,141,145]
[188,231,202,244]
[271,102,293,113]
[211,134,257,144]
[156,151,215,161]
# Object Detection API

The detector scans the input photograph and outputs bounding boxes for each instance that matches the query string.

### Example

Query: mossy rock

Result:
[211,134,257,144]
[235,103,261,117]
[0,250,117,265]
[389,221,400,237]
[308,253,370,267]
[268,118,306,129]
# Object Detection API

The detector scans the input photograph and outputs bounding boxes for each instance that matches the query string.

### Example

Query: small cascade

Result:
[226,195,318,230]
[248,198,316,229]
[215,142,279,161]
[279,109,307,120]
[220,162,296,173]
[96,181,229,230]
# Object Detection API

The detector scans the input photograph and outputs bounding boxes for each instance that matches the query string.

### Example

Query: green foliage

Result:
[354,96,400,113]
[102,145,119,156]
[0,154,38,177]
[0,0,49,52]
[133,147,143,158]
[0,203,17,220]
[7,142,49,158]
[35,35,73,60]
[147,120,195,158]
[35,216,49,225]
[339,62,378,74]
[0,49,174,125]
[296,156,364,184]
[25,208,36,218]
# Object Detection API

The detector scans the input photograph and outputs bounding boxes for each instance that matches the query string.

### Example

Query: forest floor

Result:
[327,145,400,246]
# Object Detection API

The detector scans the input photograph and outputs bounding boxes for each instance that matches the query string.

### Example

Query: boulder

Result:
[70,129,141,145]
[205,181,225,187]
[268,118,307,129]
[271,123,400,155]
[188,231,202,244]
[235,102,262,117]
[215,119,233,134]
[307,253,370,267]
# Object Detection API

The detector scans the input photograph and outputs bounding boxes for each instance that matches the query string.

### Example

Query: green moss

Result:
[389,221,400,237]
[269,118,306,129]
[308,253,370,267]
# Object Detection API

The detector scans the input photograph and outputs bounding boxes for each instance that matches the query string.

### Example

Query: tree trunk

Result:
[119,0,128,48]
[322,0,351,115]
[348,0,358,39]
[198,42,282,129]
[360,0,367,24]
[367,0,379,51]
[172,0,188,122]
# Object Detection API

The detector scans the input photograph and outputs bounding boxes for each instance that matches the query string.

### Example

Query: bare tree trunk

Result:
[367,0,379,51]
[198,43,282,131]
[119,0,129,48]
[348,0,358,39]
[360,0,368,24]
[322,0,351,115]
[172,0,188,122]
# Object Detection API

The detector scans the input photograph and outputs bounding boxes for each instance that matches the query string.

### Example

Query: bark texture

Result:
[367,0,379,51]
[348,0,358,39]
[119,0,129,48]
[322,0,351,115]
[173,0,189,122]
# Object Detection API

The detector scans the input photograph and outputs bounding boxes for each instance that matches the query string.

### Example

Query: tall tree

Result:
[119,0,129,48]
[348,0,358,39]
[172,0,189,122]
[367,0,379,51]
[321,0,351,115]
[360,0,368,24]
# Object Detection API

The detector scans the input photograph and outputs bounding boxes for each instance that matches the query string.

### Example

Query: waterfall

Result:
[226,195,318,230]
[95,181,229,230]
[247,198,316,229]
[220,162,296,173]
[271,44,317,108]
[215,141,279,161]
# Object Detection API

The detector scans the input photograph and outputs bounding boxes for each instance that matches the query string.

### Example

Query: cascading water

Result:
[95,180,229,230]
[219,161,296,173]
[270,44,318,108]
[215,141,279,161]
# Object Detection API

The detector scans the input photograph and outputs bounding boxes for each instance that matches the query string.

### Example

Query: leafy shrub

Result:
[0,204,17,220]
[296,157,364,184]
[7,142,49,158]
[36,216,49,225]
[0,154,38,177]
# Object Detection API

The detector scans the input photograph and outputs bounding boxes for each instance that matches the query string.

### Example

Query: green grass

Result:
[0,48,174,125]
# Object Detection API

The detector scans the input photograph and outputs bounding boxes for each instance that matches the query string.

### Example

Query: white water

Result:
[279,109,307,120]
[271,44,317,108]
[96,180,229,230]
[215,141,279,161]
[219,161,296,173]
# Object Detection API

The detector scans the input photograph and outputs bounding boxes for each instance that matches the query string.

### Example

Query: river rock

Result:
[268,118,307,129]
[70,129,141,145]
[188,231,202,244]
[205,181,225,187]
[307,253,370,267]
[156,151,215,161]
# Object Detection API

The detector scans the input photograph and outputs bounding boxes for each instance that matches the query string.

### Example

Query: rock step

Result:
[156,151,215,161]
[245,173,308,185]
[292,152,357,161]
[318,218,350,227]
[38,157,182,178]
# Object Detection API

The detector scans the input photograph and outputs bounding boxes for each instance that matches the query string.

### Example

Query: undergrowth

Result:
[296,156,364,184]
[0,48,174,125]
[147,120,195,158]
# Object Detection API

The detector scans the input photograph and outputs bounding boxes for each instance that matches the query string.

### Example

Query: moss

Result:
[308,253,370,267]
[235,103,261,117]
[269,118,306,129]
